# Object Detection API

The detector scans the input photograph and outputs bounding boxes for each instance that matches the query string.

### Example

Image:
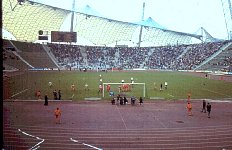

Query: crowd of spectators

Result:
[4,39,230,71]
[48,43,84,68]
[147,45,187,70]
[26,40,232,71]
[210,47,232,71]
[85,46,111,69]
[118,47,149,69]
[175,41,226,70]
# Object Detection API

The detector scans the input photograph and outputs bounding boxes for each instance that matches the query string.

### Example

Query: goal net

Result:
[102,83,146,98]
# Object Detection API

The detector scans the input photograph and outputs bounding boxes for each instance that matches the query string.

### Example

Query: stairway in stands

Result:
[195,42,232,71]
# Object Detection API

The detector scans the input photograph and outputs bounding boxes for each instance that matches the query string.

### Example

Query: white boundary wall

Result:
[102,83,146,97]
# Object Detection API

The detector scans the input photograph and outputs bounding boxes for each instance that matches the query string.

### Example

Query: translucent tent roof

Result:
[2,0,202,46]
[75,14,139,45]
[142,26,200,46]
[135,17,167,30]
[2,0,69,42]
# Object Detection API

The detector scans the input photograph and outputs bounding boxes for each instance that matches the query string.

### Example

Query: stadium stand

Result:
[196,42,232,71]
[47,43,84,69]
[3,39,57,70]
[3,48,29,70]
[51,41,231,70]
[2,0,231,72]
[175,41,229,70]
[10,40,228,71]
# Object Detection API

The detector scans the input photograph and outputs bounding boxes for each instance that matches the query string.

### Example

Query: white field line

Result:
[207,99,232,103]
[155,117,167,128]
[116,105,128,130]
[167,94,175,97]
[11,89,28,98]
[202,88,231,97]
[71,94,75,99]
[8,99,72,102]
[178,99,232,103]
[18,129,44,150]
[70,138,103,150]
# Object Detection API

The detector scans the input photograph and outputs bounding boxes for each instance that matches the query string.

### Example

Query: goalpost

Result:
[102,83,146,97]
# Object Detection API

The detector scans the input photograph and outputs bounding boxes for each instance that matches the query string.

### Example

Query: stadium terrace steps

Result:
[196,42,232,71]
[3,50,30,70]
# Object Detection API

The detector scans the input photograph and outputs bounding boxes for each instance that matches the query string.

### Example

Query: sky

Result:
[32,0,232,40]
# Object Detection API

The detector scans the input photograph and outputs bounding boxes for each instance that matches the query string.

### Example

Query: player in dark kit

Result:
[207,103,211,118]
[201,100,206,113]
[44,94,48,106]
[139,97,143,105]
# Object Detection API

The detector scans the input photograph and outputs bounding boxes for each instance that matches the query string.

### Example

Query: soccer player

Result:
[99,78,103,84]
[36,90,41,100]
[71,83,75,91]
[201,100,206,113]
[160,83,163,91]
[186,102,192,116]
[44,94,48,106]
[164,81,168,89]
[130,77,133,82]
[58,90,61,100]
[131,96,136,105]
[153,82,157,90]
[207,103,211,118]
[106,84,111,92]
[54,107,61,124]
[118,85,121,93]
[123,96,128,105]
[111,97,116,105]
[130,77,134,83]
[99,74,102,84]
[85,83,89,91]
[53,90,57,100]
[109,91,114,97]
[131,80,134,89]
[48,81,52,88]
[121,79,124,84]
[98,84,103,94]
[139,97,143,105]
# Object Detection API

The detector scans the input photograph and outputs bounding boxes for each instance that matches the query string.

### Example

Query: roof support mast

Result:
[70,0,75,32]
[138,2,145,47]
[221,0,232,40]
[228,0,232,39]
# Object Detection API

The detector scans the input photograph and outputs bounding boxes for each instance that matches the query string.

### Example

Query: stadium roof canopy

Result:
[2,0,202,46]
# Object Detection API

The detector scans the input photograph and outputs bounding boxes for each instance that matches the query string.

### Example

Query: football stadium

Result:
[2,0,232,149]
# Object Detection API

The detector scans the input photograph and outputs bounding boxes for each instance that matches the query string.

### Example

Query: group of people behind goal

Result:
[111,94,143,106]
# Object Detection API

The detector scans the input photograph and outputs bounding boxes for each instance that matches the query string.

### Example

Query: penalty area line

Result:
[11,89,28,98]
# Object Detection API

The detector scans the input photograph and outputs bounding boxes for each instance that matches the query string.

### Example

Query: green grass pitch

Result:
[9,71,232,101]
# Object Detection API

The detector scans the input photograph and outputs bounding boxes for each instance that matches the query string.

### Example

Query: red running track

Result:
[3,100,232,150]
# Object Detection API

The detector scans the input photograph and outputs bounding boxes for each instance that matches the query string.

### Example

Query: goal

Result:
[102,83,146,98]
